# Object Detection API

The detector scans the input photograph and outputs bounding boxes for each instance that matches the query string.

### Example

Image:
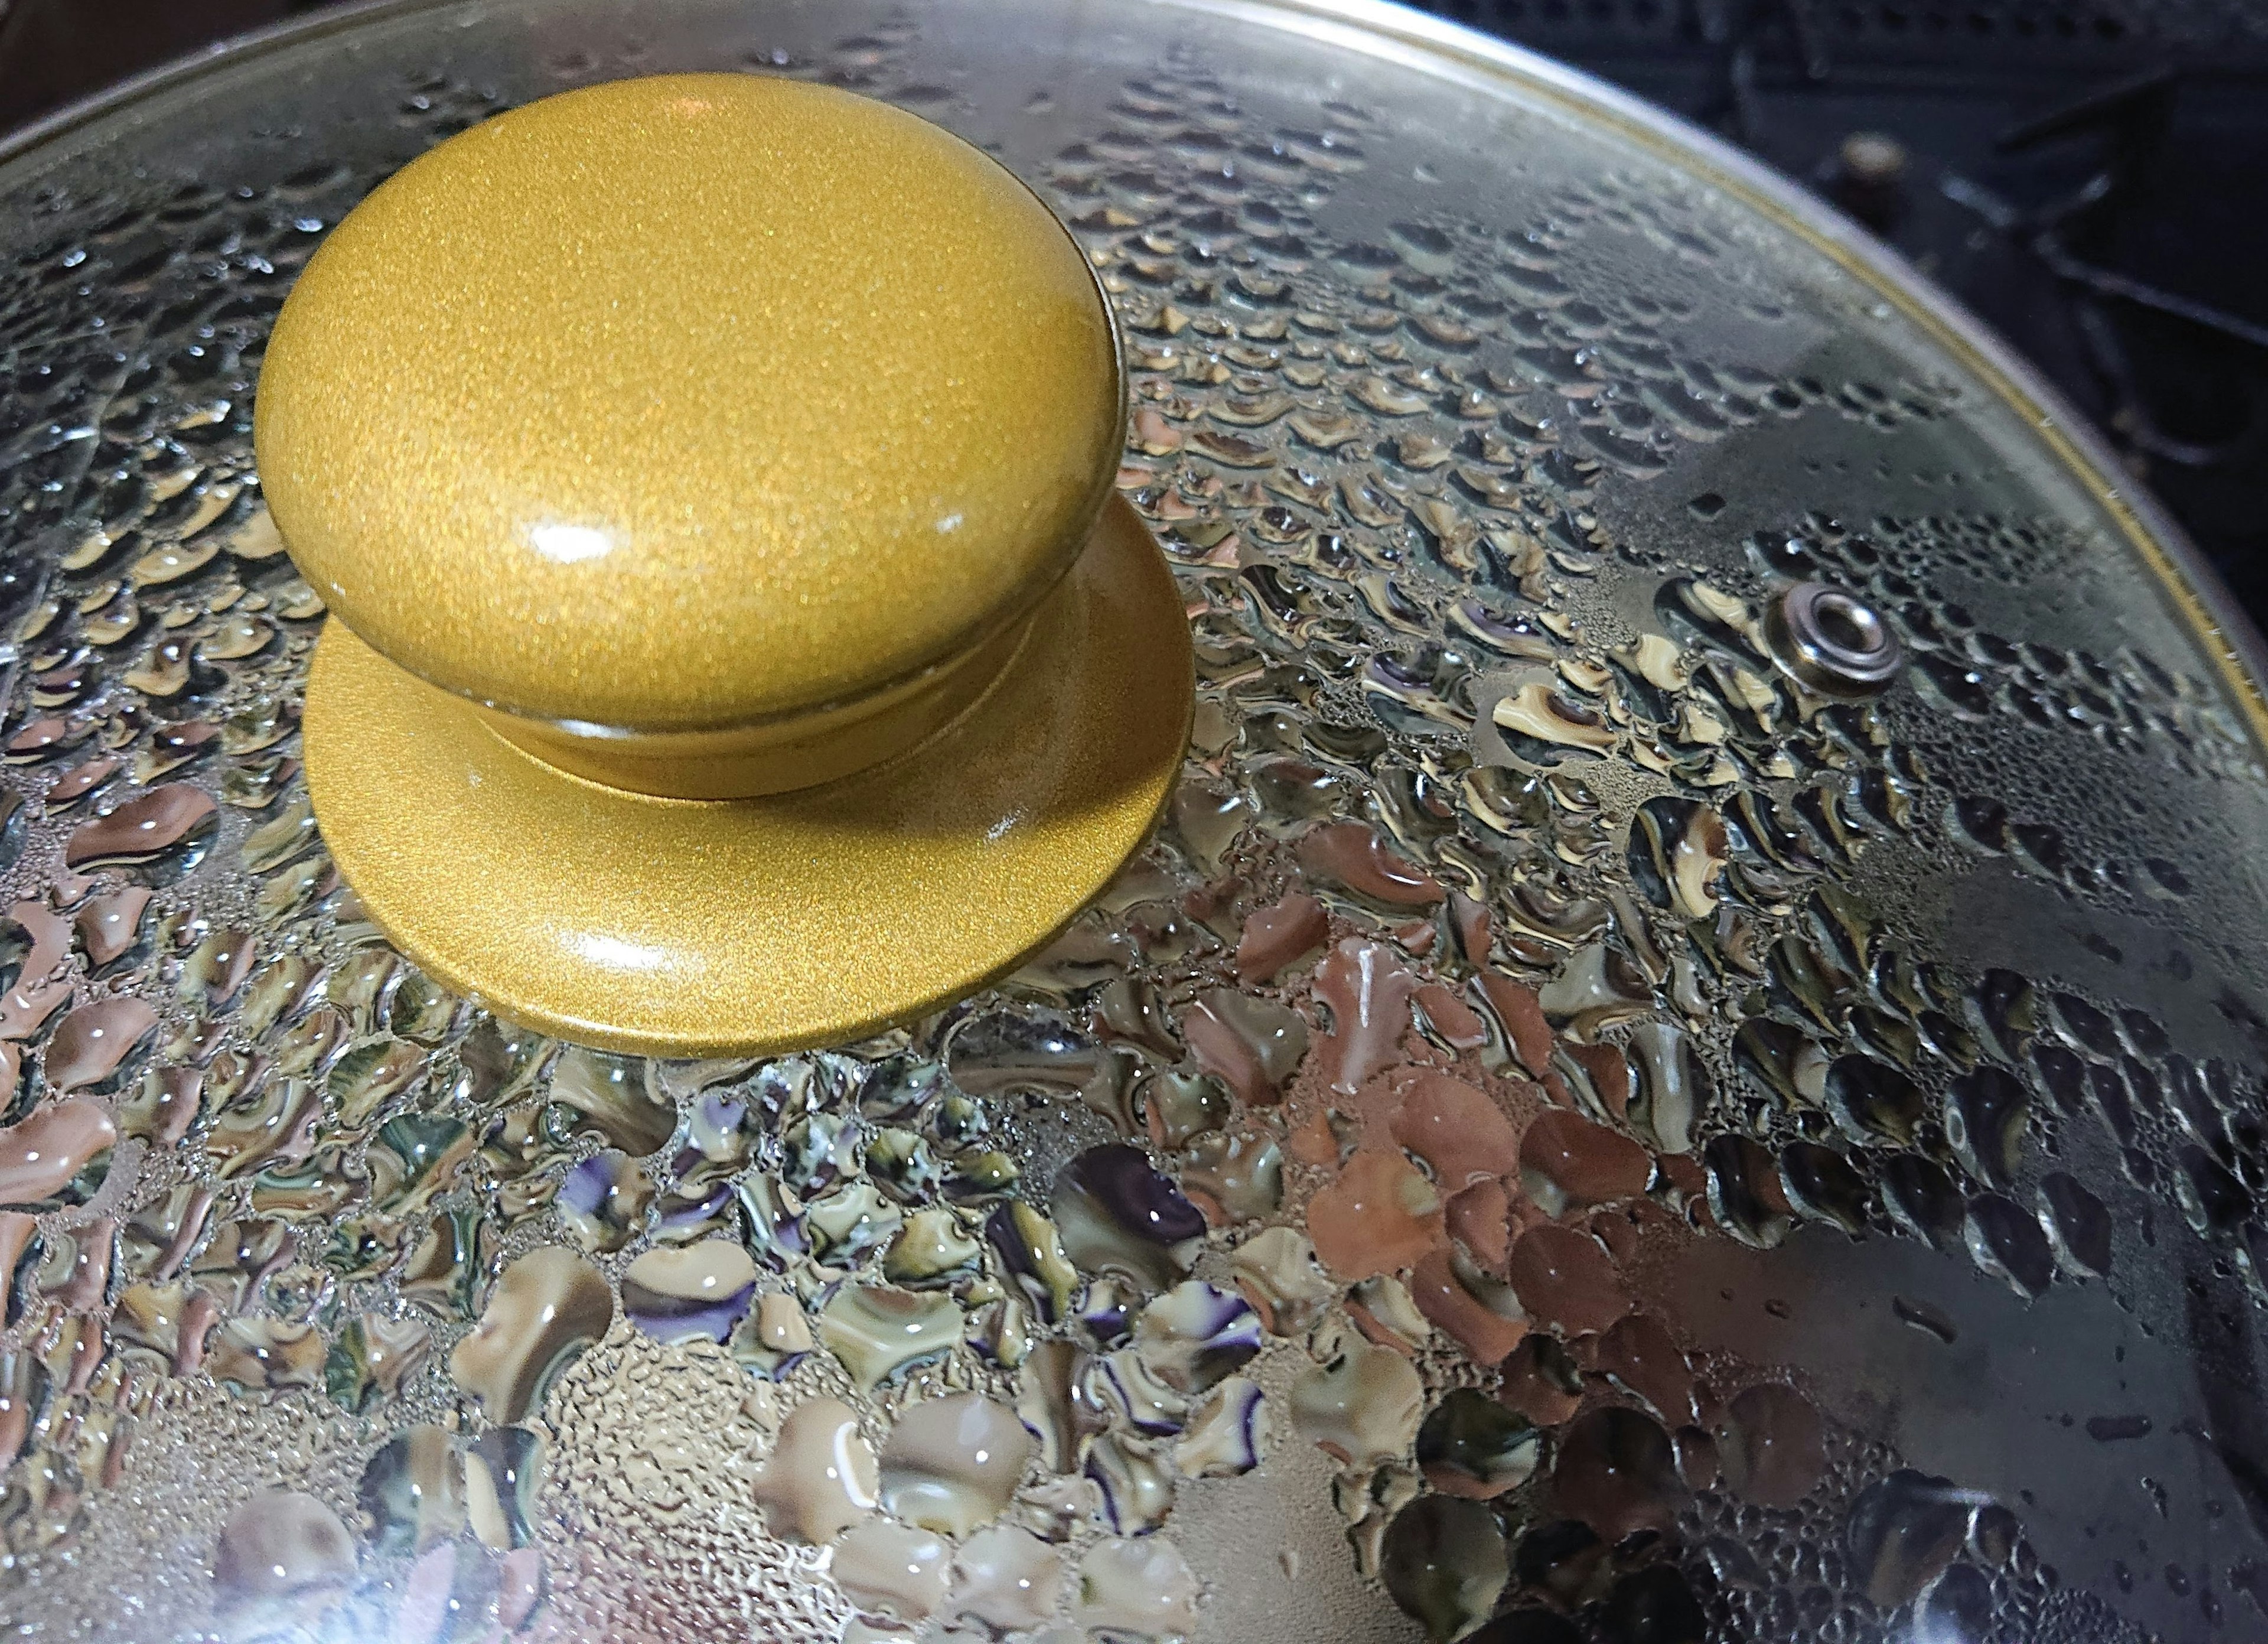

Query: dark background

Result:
[8,0,2266,624]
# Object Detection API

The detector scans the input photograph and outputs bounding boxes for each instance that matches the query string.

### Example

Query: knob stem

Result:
[481,608,1034,800]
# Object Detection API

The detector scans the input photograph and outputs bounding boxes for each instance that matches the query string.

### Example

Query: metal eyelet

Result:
[1768,581,1904,697]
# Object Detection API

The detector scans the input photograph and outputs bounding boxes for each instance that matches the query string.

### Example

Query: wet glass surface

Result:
[0,1,2264,1639]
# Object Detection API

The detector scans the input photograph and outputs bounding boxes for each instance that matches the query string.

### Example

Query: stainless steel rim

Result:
[4,0,2257,744]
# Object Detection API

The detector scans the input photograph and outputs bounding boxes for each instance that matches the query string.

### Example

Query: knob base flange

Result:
[302,497,1192,1057]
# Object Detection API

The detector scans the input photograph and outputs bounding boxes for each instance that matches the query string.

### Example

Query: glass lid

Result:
[1,2,2264,1640]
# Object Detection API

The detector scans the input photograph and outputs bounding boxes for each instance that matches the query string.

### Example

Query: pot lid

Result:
[1,2,2266,1641]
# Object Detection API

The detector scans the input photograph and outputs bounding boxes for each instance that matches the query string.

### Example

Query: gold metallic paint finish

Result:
[479,612,1036,799]
[256,73,1125,741]
[301,497,1192,1059]
[266,73,1191,1053]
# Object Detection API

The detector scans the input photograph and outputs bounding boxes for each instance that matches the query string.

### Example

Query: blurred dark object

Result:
[1,0,2264,622]
[0,0,329,119]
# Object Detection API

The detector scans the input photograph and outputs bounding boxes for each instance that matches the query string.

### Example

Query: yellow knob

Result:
[259,73,1125,798]
[260,76,1192,1056]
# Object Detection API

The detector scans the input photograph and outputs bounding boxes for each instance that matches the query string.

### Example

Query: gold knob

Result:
[258,75,1191,1054]
[262,74,1125,799]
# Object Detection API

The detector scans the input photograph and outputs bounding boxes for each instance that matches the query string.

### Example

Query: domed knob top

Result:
[256,73,1122,782]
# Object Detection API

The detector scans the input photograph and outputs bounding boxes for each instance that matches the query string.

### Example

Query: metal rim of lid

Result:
[11,0,2252,747]
[0,6,2250,1632]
